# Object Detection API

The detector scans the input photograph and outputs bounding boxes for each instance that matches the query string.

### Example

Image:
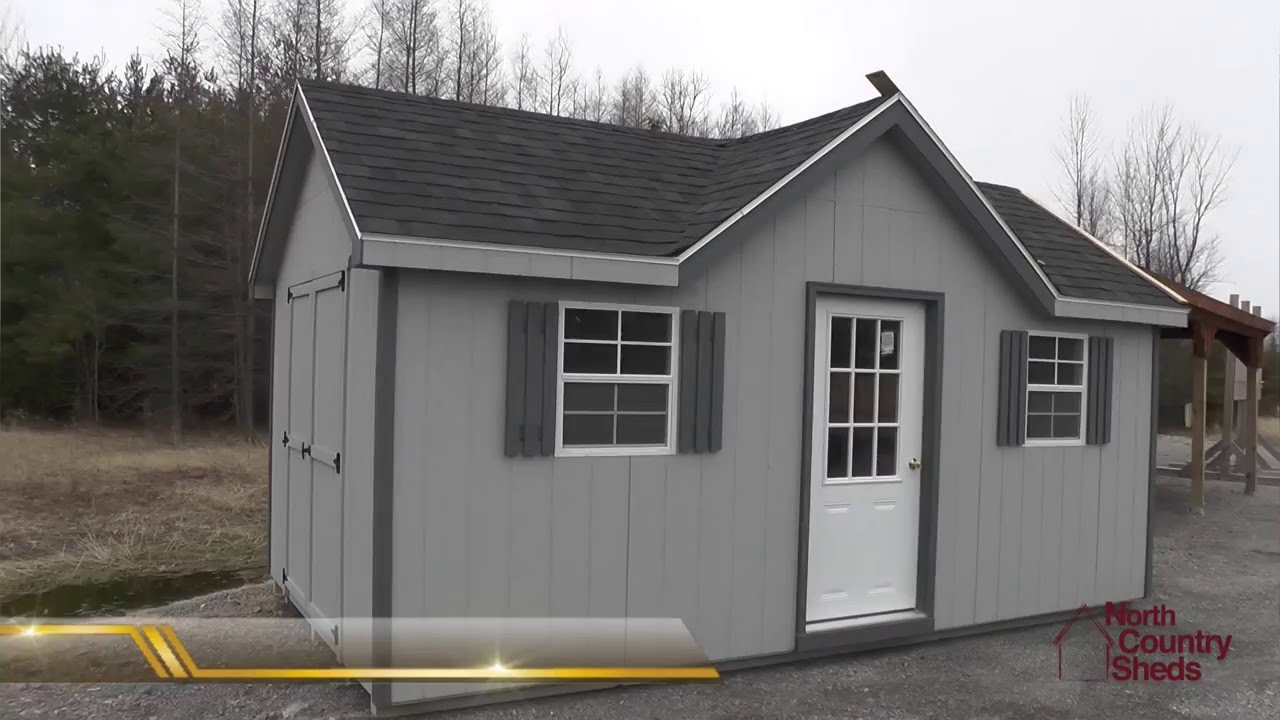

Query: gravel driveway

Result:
[4,477,1277,719]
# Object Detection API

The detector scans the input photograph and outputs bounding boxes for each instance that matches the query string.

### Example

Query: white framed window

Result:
[1025,332,1087,445]
[555,303,679,457]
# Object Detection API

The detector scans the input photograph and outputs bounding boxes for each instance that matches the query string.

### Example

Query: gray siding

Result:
[268,150,356,641]
[382,136,1153,706]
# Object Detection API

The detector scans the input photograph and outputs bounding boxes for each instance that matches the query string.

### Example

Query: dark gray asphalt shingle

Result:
[975,182,1179,307]
[302,80,884,257]
[300,81,1177,308]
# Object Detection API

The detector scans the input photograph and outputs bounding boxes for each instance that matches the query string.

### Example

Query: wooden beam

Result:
[1220,294,1239,474]
[1190,347,1207,512]
[1244,305,1264,495]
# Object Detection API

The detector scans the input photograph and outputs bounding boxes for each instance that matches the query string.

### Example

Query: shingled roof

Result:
[295,80,1179,309]
[976,182,1179,307]
[302,80,886,257]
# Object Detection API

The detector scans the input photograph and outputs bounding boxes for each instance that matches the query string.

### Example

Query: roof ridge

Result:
[299,79,723,149]
[721,95,889,146]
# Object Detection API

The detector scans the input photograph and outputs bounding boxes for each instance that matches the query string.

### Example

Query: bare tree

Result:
[658,67,710,136]
[1113,105,1236,290]
[0,5,25,66]
[216,0,263,433]
[386,0,443,95]
[361,0,393,88]
[539,26,572,115]
[508,33,537,111]
[160,0,205,444]
[1053,95,1112,239]
[714,87,753,137]
[611,65,655,128]
[577,66,608,122]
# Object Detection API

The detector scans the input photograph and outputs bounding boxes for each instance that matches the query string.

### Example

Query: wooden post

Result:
[1190,319,1212,512]
[1219,294,1239,475]
[1245,305,1263,495]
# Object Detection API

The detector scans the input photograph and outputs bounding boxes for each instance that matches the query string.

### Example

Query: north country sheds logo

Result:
[1052,603,1232,682]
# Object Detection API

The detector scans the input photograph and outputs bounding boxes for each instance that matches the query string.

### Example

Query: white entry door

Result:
[806,295,925,625]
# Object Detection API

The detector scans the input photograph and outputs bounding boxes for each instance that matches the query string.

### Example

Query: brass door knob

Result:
[908,458,922,470]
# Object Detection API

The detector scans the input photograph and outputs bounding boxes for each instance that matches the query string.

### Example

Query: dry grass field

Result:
[0,427,267,599]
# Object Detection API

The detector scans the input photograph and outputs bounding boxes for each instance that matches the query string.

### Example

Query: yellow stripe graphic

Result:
[2,623,720,682]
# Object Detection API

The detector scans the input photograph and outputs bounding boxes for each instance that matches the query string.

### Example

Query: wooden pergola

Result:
[1154,273,1276,510]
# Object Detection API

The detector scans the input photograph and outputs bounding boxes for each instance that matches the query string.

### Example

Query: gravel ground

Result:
[3,477,1277,719]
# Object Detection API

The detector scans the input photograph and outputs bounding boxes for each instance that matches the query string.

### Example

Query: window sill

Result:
[555,446,677,458]
[1023,438,1085,448]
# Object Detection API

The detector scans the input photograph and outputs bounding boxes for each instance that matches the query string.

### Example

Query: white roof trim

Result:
[248,93,299,291]
[362,232,679,266]
[362,233,679,286]
[1020,192,1187,306]
[674,95,900,263]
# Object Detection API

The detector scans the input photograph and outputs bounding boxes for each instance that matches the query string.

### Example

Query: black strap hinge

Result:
[301,443,311,458]
[281,431,289,447]
[337,270,345,292]
[333,452,341,473]
[286,289,293,303]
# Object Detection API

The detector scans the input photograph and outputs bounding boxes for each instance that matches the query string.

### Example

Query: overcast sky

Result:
[9,0,1279,311]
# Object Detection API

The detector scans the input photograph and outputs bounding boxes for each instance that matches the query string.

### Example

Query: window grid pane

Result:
[825,313,903,480]
[560,307,676,452]
[1025,334,1087,442]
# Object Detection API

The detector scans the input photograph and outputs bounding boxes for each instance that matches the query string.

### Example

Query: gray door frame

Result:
[795,282,944,651]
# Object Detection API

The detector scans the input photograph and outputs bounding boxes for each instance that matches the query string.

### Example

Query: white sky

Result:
[9,0,1279,311]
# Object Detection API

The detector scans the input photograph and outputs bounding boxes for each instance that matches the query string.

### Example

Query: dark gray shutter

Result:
[504,300,558,457]
[997,329,1029,447]
[1086,336,1113,445]
[678,310,726,453]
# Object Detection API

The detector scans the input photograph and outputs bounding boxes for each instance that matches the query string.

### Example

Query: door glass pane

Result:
[617,414,667,444]
[563,414,614,445]
[827,428,849,479]
[854,318,877,369]
[878,374,898,422]
[564,308,617,340]
[564,382,615,411]
[617,384,666,412]
[876,427,898,476]
[620,345,669,375]
[878,320,900,370]
[830,317,851,368]
[851,428,875,477]
[828,372,850,423]
[564,343,617,373]
[853,373,876,423]
[621,312,671,342]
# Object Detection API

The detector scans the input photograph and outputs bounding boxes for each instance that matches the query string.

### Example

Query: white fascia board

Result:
[1055,297,1188,327]
[247,92,300,296]
[361,233,679,287]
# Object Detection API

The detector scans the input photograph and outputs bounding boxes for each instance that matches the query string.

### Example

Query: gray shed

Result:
[248,71,1188,715]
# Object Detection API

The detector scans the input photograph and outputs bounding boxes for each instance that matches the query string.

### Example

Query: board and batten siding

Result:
[384,136,1153,706]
